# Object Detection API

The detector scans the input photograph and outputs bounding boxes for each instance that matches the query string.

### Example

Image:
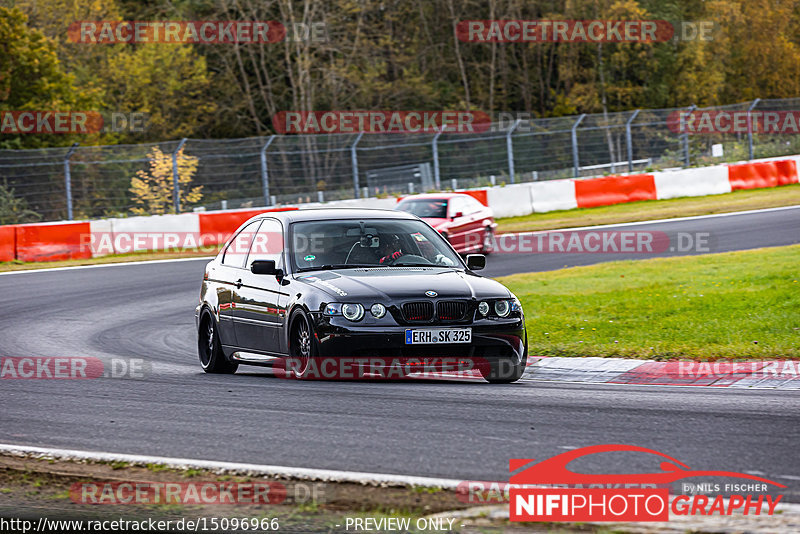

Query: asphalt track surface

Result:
[1,208,799,499]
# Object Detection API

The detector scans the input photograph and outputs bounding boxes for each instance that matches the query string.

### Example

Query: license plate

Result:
[404,328,472,344]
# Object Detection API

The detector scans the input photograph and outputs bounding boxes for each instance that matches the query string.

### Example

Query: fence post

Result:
[172,138,188,214]
[626,109,640,173]
[351,132,364,198]
[63,142,79,221]
[260,135,276,206]
[747,98,761,160]
[432,128,443,190]
[571,114,586,178]
[681,105,695,168]
[506,118,522,183]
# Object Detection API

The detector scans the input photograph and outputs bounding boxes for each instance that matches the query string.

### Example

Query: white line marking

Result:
[0,443,462,488]
[507,204,800,234]
[519,377,800,390]
[0,256,213,276]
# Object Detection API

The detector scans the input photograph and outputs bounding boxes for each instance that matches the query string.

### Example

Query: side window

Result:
[448,197,466,217]
[222,220,261,268]
[246,218,284,269]
[465,196,483,214]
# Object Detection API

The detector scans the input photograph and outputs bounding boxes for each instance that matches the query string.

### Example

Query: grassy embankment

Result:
[500,245,800,360]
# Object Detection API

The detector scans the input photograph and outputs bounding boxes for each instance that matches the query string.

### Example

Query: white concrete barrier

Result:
[529,179,578,213]
[654,166,731,200]
[486,183,535,218]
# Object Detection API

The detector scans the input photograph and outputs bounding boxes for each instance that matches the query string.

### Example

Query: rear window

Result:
[397,199,447,218]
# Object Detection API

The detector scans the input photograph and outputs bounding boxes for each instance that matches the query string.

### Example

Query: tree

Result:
[0,180,41,225]
[130,146,201,215]
[0,7,90,148]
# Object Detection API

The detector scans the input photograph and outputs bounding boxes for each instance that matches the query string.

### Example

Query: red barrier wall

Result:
[0,225,16,262]
[15,222,92,262]
[462,190,488,206]
[198,207,298,245]
[728,159,798,191]
[575,174,656,209]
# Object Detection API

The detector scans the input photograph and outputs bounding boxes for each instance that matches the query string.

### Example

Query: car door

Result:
[461,196,487,251]
[233,218,288,354]
[446,197,471,252]
[216,219,262,347]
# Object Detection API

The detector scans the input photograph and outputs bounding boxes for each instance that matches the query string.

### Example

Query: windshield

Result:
[396,199,448,218]
[291,218,462,272]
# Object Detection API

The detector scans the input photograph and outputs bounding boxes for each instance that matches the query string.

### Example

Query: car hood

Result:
[293,268,511,302]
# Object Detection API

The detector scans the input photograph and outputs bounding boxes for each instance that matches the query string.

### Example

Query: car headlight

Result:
[494,300,511,317]
[478,301,490,316]
[324,303,342,316]
[370,303,386,318]
[342,303,365,321]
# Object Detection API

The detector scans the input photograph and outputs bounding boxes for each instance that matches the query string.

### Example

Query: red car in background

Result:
[396,193,497,254]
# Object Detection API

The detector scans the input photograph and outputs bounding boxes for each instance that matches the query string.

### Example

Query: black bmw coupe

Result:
[195,208,527,383]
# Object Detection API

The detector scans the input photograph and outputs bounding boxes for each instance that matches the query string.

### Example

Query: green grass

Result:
[498,245,800,360]
[496,183,800,233]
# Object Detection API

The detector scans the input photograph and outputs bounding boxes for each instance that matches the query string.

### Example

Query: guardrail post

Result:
[260,135,276,206]
[681,105,695,168]
[172,138,188,213]
[351,132,364,198]
[571,114,586,178]
[432,128,443,190]
[64,142,79,220]
[625,109,640,173]
[747,98,761,160]
[506,118,522,184]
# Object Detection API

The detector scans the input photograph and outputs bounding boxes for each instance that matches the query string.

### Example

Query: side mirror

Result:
[451,211,464,220]
[251,259,282,277]
[466,254,485,271]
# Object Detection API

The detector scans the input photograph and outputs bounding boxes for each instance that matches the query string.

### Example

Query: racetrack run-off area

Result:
[1,208,798,504]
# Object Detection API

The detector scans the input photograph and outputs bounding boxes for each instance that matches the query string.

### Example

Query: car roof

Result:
[253,207,419,224]
[397,192,476,201]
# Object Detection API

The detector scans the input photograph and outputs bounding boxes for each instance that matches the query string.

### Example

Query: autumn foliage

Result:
[129,147,202,215]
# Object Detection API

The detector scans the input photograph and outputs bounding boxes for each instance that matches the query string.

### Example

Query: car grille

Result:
[400,300,470,323]
[402,301,434,322]
[437,300,467,321]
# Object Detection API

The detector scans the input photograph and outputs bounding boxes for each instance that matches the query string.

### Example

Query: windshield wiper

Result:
[390,262,448,267]
[296,263,384,272]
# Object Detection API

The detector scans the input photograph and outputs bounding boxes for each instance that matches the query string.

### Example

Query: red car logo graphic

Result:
[510,444,786,488]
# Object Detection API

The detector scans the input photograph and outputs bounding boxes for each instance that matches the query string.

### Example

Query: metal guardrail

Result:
[1,98,800,222]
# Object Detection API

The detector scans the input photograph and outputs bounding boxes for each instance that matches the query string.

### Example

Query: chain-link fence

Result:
[2,98,800,222]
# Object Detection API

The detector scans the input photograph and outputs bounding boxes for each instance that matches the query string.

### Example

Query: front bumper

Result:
[309,314,527,368]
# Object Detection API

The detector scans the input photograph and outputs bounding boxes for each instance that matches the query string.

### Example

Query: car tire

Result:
[481,358,525,384]
[198,311,238,374]
[481,226,494,255]
[289,310,318,380]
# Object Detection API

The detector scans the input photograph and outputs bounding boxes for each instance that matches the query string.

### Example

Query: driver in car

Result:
[378,234,404,264]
